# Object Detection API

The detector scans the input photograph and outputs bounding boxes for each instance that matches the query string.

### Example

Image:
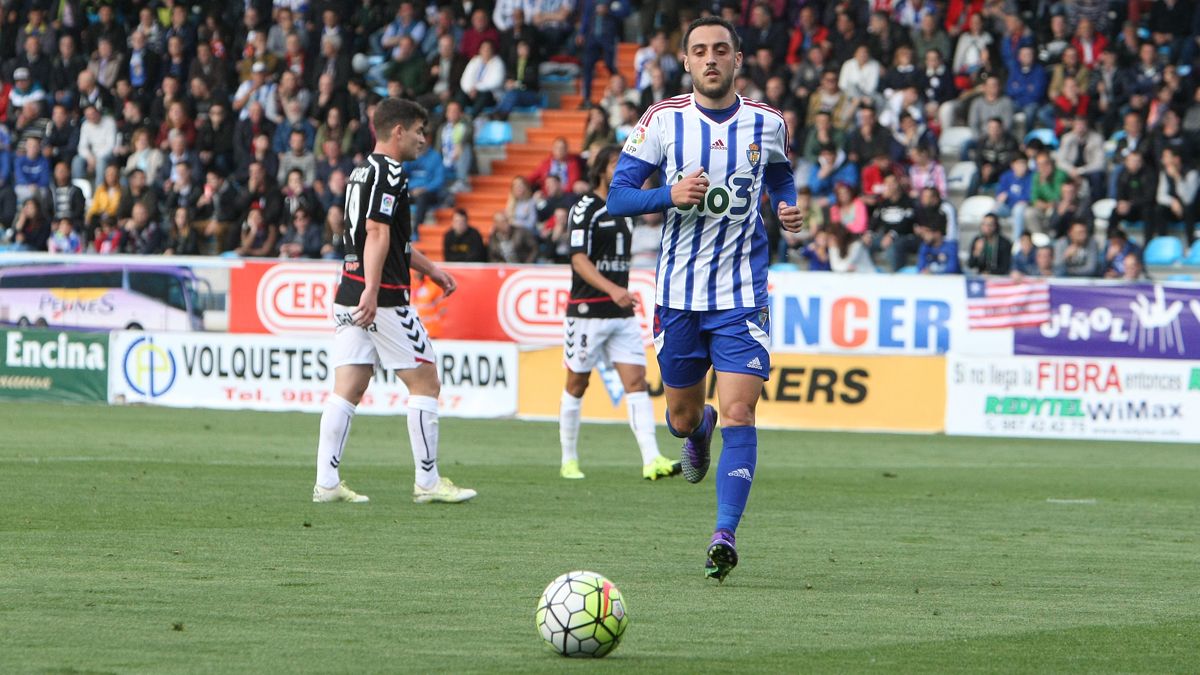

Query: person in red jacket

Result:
[527,137,582,191]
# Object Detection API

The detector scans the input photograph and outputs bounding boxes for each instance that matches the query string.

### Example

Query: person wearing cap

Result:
[233,61,279,122]
[8,67,47,114]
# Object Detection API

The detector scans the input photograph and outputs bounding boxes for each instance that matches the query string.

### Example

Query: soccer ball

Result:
[535,571,629,658]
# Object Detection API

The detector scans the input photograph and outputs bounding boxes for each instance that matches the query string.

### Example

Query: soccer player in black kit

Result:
[313,98,476,504]
[558,145,682,481]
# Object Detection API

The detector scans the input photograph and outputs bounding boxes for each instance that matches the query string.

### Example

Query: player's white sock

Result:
[560,391,583,463]
[407,395,441,490]
[316,394,356,489]
[625,391,660,464]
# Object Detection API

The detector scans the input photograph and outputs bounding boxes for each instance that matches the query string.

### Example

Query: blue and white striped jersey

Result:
[611,94,792,311]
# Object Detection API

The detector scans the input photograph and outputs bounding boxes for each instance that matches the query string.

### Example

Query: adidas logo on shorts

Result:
[746,357,762,371]
[727,468,753,482]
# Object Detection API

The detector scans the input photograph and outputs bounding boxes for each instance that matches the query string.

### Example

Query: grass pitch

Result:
[1,402,1198,673]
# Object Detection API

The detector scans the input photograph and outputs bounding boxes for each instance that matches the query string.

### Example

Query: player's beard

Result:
[693,68,735,101]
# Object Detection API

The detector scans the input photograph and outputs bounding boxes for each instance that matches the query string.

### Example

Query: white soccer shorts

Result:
[331,303,435,371]
[563,316,646,373]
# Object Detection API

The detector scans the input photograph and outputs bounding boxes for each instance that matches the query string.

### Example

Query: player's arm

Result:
[411,248,458,296]
[355,217,390,327]
[571,254,636,309]
[764,119,803,232]
[607,115,706,217]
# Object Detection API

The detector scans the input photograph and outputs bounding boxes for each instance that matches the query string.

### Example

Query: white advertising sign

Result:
[108,331,517,417]
[496,267,658,345]
[945,354,1200,443]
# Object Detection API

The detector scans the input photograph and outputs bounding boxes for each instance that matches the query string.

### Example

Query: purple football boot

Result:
[680,405,717,484]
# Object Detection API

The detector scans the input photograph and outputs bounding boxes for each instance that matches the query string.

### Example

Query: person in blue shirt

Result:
[1010,231,1039,276]
[404,144,446,231]
[994,154,1033,239]
[917,213,961,274]
[999,16,1035,74]
[577,0,631,106]
[807,144,859,207]
[14,137,51,203]
[1006,46,1048,127]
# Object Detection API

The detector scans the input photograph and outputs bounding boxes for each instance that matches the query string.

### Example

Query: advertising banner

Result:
[1014,282,1200,360]
[108,331,517,417]
[518,348,946,433]
[0,328,108,402]
[945,354,1200,443]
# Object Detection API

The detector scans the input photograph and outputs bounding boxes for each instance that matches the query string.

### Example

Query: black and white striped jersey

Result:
[335,152,413,308]
[567,192,634,319]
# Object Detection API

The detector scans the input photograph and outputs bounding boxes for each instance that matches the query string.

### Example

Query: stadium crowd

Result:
[0,0,1197,279]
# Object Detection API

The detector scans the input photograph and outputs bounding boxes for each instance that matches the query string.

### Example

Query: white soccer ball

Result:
[535,571,629,658]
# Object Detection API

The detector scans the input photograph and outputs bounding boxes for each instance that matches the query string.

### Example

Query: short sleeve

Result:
[767,116,789,164]
[366,162,408,222]
[620,112,663,167]
[568,195,599,256]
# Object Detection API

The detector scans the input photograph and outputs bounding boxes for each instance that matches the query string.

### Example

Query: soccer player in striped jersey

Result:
[312,98,475,505]
[607,17,805,581]
[558,145,682,482]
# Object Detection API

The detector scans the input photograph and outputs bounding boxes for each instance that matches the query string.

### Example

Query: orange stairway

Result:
[414,43,641,261]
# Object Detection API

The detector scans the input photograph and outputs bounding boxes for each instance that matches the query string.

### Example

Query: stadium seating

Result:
[947,162,978,196]
[475,121,514,146]
[958,195,996,229]
[1143,237,1185,266]
[938,127,976,160]
[1185,241,1200,267]
[1091,198,1116,235]
[1023,128,1059,150]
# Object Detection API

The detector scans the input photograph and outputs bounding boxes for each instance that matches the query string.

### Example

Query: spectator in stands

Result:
[11,197,50,251]
[528,137,582,191]
[1121,250,1148,280]
[967,213,1012,275]
[459,39,506,116]
[380,2,428,61]
[921,48,957,130]
[743,2,788,63]
[827,220,874,273]
[116,169,159,232]
[635,30,681,91]
[278,207,325,259]
[235,206,277,258]
[43,103,79,167]
[280,169,321,225]
[506,175,539,233]
[953,13,992,85]
[461,8,502,60]
[125,127,164,184]
[1045,180,1093,240]
[86,164,122,233]
[73,103,115,186]
[870,173,919,271]
[917,185,960,241]
[907,145,946,198]
[1148,0,1195,62]
[277,129,316,186]
[50,36,87,108]
[1115,151,1157,234]
[639,64,678,111]
[443,208,487,263]
[494,39,542,120]
[799,227,832,271]
[46,161,86,231]
[427,34,468,110]
[1047,46,1090,104]
[880,45,920,104]
[385,37,432,101]
[405,143,446,227]
[1102,228,1141,278]
[839,45,881,110]
[534,175,576,224]
[830,182,869,236]
[530,0,577,57]
[1007,46,1048,126]
[917,215,961,274]
[321,205,346,260]
[487,210,538,263]
[121,201,164,255]
[911,12,951,66]
[14,137,50,203]
[894,109,937,157]
[233,62,278,122]
[499,7,538,63]
[48,218,82,253]
[1011,231,1039,276]
[1042,76,1090,135]
[861,153,905,207]
[163,206,201,256]
[193,170,242,254]
[976,117,1019,192]
[597,73,638,128]
[1149,109,1193,170]
[1071,18,1107,69]
[577,0,626,105]
[1153,147,1199,245]
[8,68,46,117]
[1027,151,1068,235]
[807,69,853,129]
[1056,115,1106,200]
[808,143,859,208]
[156,100,196,151]
[845,105,896,167]
[1053,219,1101,277]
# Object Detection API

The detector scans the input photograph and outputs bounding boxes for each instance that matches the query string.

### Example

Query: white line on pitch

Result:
[1045,498,1098,504]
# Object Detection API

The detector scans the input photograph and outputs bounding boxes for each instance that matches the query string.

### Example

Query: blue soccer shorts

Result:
[652,305,771,389]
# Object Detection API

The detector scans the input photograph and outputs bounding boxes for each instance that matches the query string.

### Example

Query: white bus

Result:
[0,263,208,331]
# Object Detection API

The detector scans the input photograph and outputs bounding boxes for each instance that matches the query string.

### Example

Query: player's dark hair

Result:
[373,97,427,141]
[683,16,741,53]
[589,145,620,188]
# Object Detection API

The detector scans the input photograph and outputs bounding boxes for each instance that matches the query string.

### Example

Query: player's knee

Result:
[668,405,702,435]
[720,401,756,427]
[565,377,589,398]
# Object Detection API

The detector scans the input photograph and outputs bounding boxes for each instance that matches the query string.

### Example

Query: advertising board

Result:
[0,329,108,403]
[108,331,517,417]
[946,354,1200,443]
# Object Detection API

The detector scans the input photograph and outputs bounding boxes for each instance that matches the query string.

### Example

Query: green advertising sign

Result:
[0,329,108,403]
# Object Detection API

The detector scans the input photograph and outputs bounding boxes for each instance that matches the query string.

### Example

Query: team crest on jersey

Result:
[746,143,761,166]
[624,125,646,153]
[380,193,396,215]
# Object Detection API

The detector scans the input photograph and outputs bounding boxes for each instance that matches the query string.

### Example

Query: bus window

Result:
[0,271,121,289]
[128,271,188,312]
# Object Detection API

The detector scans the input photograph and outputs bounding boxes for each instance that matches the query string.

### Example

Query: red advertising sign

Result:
[228,261,655,345]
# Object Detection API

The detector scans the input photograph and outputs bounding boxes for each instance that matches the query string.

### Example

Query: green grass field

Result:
[2,402,1198,673]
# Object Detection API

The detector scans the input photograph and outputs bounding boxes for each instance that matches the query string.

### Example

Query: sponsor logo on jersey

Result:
[710,138,726,150]
[623,125,646,153]
[746,142,761,166]
[570,229,585,247]
[380,193,396,216]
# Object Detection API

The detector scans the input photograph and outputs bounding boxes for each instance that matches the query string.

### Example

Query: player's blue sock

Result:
[665,410,707,439]
[715,426,757,534]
